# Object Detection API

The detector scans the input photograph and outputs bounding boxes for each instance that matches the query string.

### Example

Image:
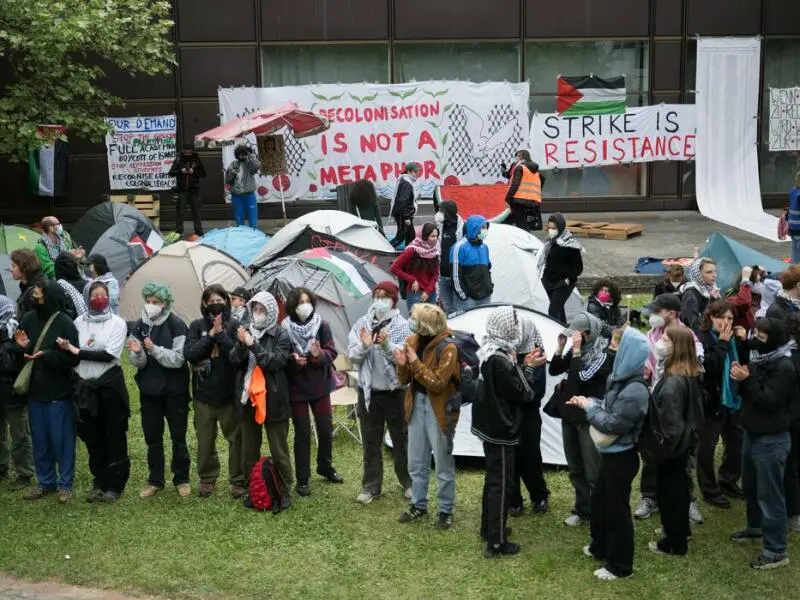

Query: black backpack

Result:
[434,330,480,413]
[637,378,701,463]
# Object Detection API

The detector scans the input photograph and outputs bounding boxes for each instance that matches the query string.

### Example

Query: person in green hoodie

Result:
[33,216,84,280]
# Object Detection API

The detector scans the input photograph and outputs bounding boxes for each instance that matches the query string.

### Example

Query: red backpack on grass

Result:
[244,456,284,514]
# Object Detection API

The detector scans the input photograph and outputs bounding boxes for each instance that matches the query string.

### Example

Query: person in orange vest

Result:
[502,150,544,233]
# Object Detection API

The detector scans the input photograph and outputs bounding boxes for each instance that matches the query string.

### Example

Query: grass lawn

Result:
[0,296,798,599]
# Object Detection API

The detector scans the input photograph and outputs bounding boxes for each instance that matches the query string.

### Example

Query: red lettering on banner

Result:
[683,134,696,158]
[333,133,348,153]
[565,140,579,164]
[655,136,667,156]
[544,143,558,165]
[423,160,440,180]
[640,137,653,159]
[417,131,436,150]
[337,165,353,183]
[380,163,394,179]
[584,139,597,164]
[629,137,640,159]
[320,167,337,186]
[611,139,626,162]
[668,136,682,157]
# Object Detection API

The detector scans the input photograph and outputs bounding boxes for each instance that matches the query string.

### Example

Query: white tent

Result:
[251,210,395,268]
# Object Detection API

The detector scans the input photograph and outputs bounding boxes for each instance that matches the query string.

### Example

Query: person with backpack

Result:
[390,223,440,310]
[435,200,463,316]
[729,317,795,570]
[539,213,583,324]
[128,282,192,499]
[451,215,494,312]
[395,303,460,529]
[648,326,704,557]
[472,306,545,557]
[567,326,650,581]
[765,265,800,323]
[680,257,720,331]
[347,282,412,505]
[230,291,293,511]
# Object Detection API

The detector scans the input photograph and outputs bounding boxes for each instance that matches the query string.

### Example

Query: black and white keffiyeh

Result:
[240,291,279,406]
[282,312,323,356]
[477,306,520,368]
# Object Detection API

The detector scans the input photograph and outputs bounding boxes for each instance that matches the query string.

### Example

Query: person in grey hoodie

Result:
[347,281,412,505]
[224,144,261,229]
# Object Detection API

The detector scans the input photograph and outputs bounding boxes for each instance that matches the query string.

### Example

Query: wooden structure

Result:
[107,193,161,228]
[567,220,643,241]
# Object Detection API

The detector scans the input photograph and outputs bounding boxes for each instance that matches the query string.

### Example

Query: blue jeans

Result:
[407,391,456,514]
[792,235,800,264]
[454,294,492,314]
[406,290,438,312]
[438,276,457,316]
[742,430,790,557]
[231,192,258,228]
[28,399,76,490]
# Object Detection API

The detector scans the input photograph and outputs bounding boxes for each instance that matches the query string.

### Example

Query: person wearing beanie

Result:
[84,254,120,315]
[168,143,207,238]
[230,287,252,325]
[224,144,261,229]
[390,222,440,310]
[347,281,412,504]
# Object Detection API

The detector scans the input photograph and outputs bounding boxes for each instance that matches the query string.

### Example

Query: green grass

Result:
[0,305,798,599]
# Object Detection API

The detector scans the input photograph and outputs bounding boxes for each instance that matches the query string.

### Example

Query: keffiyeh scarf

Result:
[40,233,68,261]
[240,292,279,406]
[0,296,18,339]
[358,307,410,410]
[477,306,520,368]
[681,258,720,299]
[282,312,323,356]
[749,340,796,365]
[536,227,584,274]
[407,236,440,260]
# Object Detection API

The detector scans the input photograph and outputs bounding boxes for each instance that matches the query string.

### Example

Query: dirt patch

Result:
[0,575,161,600]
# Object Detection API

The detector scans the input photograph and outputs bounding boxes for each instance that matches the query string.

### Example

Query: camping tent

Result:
[0,254,20,303]
[700,232,788,292]
[90,215,164,284]
[200,226,269,267]
[251,210,395,269]
[72,202,161,251]
[246,248,401,352]
[0,225,38,254]
[119,242,248,325]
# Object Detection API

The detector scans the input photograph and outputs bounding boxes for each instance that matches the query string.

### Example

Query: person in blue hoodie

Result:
[568,326,650,581]
[787,171,800,264]
[451,215,493,313]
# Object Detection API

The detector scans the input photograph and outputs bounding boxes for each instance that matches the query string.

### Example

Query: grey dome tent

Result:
[72,201,161,251]
[90,213,164,284]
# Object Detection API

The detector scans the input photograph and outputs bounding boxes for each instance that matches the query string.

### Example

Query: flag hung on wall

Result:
[27,125,68,197]
[556,75,627,116]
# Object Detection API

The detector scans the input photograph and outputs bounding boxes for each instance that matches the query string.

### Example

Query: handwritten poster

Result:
[105,115,177,190]
[769,87,800,151]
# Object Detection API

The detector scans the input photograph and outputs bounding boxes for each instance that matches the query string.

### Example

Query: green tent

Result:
[0,224,38,254]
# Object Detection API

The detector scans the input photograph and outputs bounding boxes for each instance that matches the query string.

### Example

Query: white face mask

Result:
[251,313,268,329]
[649,314,665,330]
[434,212,445,225]
[547,228,558,239]
[295,302,313,322]
[670,279,683,287]
[55,224,64,236]
[372,298,393,315]
[144,304,163,320]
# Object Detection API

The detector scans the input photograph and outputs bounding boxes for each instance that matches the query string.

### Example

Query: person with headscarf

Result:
[390,222,440,310]
[472,306,543,557]
[0,295,33,490]
[128,282,191,500]
[83,254,120,315]
[54,252,87,314]
[224,144,261,229]
[33,216,83,280]
[389,162,419,248]
[567,326,650,581]
[395,303,460,530]
[680,257,720,331]
[435,200,463,315]
[229,287,252,326]
[729,317,795,570]
[508,314,549,517]
[184,284,244,498]
[548,311,614,527]
[282,287,342,497]
[539,213,583,323]
[15,280,79,503]
[58,281,129,502]
[230,291,293,510]
[451,215,494,312]
[347,281,411,505]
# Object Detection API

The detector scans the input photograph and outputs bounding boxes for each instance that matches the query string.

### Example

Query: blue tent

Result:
[199,227,269,267]
[700,232,787,292]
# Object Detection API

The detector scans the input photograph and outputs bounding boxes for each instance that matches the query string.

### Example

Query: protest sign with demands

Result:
[768,87,800,151]
[530,104,696,170]
[105,115,177,191]
[219,81,529,201]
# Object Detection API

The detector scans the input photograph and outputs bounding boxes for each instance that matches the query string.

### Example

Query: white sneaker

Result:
[404,487,413,500]
[356,491,375,505]
[789,515,800,532]
[594,567,631,580]
[689,501,704,524]
[583,545,597,558]
[634,498,658,520]
[564,514,586,527]
[648,541,666,555]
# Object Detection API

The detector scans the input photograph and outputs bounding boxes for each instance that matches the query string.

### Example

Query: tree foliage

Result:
[0,0,175,159]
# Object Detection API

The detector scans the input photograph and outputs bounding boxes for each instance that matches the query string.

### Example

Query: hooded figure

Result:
[436,200,464,315]
[451,215,493,307]
[169,144,207,237]
[390,222,440,309]
[539,213,584,323]
[84,254,120,315]
[680,257,720,331]
[54,252,87,319]
[225,144,261,229]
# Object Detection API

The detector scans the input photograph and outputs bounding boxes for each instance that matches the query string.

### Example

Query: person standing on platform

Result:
[225,144,261,229]
[389,163,419,249]
[503,150,544,232]
[169,144,207,238]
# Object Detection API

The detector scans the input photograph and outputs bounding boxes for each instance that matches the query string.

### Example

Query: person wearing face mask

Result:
[347,282,412,505]
[59,281,129,502]
[230,291,294,511]
[282,287,343,497]
[680,257,720,332]
[654,265,686,298]
[451,215,494,312]
[229,287,252,326]
[224,144,261,229]
[83,254,120,315]
[765,265,800,323]
[184,285,244,498]
[127,282,191,499]
[586,279,625,338]
[390,223,440,310]
[435,201,463,316]
[729,317,795,570]
[389,163,420,248]
[34,216,84,280]
[538,213,583,324]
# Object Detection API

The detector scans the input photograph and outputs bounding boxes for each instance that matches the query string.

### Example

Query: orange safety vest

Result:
[511,166,542,204]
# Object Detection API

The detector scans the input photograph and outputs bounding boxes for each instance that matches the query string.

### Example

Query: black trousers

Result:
[510,406,549,507]
[389,215,415,248]
[357,388,411,495]
[140,392,191,488]
[291,396,334,485]
[176,189,203,236]
[784,423,800,517]
[544,283,574,324]
[656,451,691,555]
[589,449,639,578]
[696,408,742,499]
[76,370,131,494]
[480,442,515,545]
[508,201,542,232]
[642,444,696,501]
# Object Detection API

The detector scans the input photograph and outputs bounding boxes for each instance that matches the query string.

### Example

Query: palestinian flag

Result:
[557,76,627,116]
[27,125,68,197]
[298,248,377,298]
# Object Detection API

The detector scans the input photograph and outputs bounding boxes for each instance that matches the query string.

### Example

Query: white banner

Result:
[105,115,177,191]
[529,104,696,170]
[218,81,530,201]
[769,87,800,151]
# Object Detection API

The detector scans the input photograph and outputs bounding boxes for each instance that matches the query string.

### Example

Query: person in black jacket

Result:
[389,162,419,248]
[169,144,207,238]
[15,280,80,502]
[729,317,795,570]
[230,291,293,510]
[784,313,800,533]
[229,286,251,326]
[653,265,686,298]
[765,265,800,323]
[184,284,244,499]
[586,279,626,338]
[472,306,541,557]
[680,257,720,331]
[128,282,191,499]
[502,150,544,232]
[349,179,384,235]
[10,249,45,319]
[539,213,583,323]
[435,200,463,316]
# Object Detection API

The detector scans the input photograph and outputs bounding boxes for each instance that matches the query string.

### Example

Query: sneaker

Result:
[564,514,586,527]
[404,487,412,500]
[231,484,246,499]
[356,491,376,505]
[720,482,745,499]
[583,545,601,559]
[508,505,525,518]
[8,477,31,491]
[139,485,160,499]
[704,494,731,509]
[398,505,428,523]
[435,512,453,530]
[533,499,549,514]
[296,483,311,497]
[86,487,104,503]
[730,529,763,543]
[176,483,191,498]
[57,489,72,504]
[751,553,789,570]
[23,486,56,500]
[689,501,704,524]
[481,527,512,542]
[594,567,631,581]
[654,527,693,541]
[318,470,344,484]
[634,498,658,520]
[98,491,121,503]
[280,492,291,511]
[789,515,800,532]
[484,542,520,558]
[198,482,216,498]
[648,541,666,555]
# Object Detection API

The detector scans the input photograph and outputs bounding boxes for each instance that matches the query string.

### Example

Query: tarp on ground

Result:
[0,254,20,303]
[634,256,694,275]
[91,216,163,284]
[0,225,38,254]
[120,242,248,325]
[700,232,788,292]
[199,226,269,268]
[71,202,162,251]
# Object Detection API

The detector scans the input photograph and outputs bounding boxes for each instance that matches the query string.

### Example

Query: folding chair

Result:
[310,355,362,445]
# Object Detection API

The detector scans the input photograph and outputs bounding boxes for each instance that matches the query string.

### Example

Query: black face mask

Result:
[751,339,778,355]
[206,303,225,316]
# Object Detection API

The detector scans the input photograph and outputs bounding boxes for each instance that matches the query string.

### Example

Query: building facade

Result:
[0,0,798,224]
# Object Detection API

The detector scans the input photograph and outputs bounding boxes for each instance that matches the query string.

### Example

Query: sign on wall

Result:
[529,104,696,170]
[105,115,177,191]
[219,81,530,202]
[768,87,800,151]
[257,134,287,176]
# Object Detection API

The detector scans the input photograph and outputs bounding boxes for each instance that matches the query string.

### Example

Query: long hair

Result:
[410,303,447,337]
[285,286,317,316]
[10,249,41,281]
[589,278,621,305]
[348,179,377,212]
[699,300,733,332]
[664,326,700,377]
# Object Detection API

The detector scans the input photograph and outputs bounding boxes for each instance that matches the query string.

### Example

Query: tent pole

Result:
[279,173,288,225]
